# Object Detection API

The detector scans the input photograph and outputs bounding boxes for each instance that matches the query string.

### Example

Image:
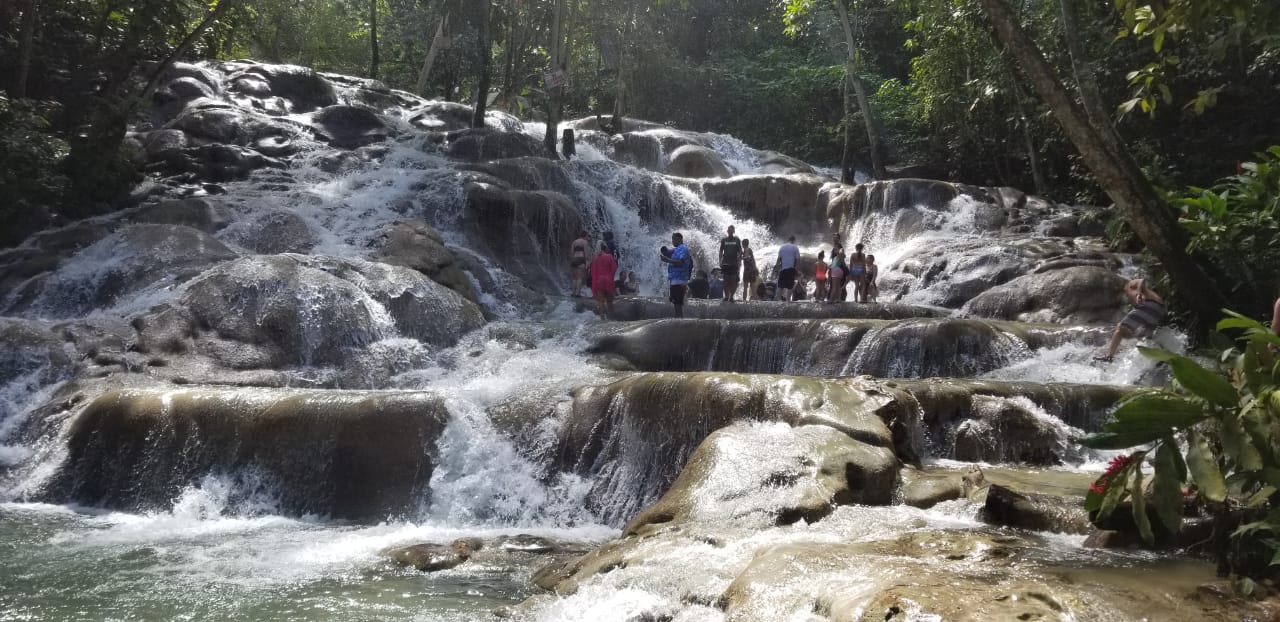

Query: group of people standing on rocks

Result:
[570,230,637,316]
[814,234,879,304]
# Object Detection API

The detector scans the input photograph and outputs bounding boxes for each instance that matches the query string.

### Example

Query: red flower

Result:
[1090,455,1134,495]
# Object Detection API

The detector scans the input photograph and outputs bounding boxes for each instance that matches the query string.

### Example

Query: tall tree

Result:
[977,0,1228,328]
[369,0,380,78]
[472,0,491,127]
[783,0,887,181]
[13,0,39,99]
[543,0,569,157]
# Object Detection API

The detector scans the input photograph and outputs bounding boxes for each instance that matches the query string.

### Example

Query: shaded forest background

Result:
[1,0,1278,315]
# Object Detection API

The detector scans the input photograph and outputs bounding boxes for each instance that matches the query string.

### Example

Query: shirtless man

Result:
[1095,278,1165,362]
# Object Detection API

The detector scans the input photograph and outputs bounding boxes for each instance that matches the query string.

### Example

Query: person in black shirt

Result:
[718,225,742,303]
[689,270,711,299]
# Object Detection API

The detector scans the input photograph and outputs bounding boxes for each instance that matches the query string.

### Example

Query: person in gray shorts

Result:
[1094,278,1165,362]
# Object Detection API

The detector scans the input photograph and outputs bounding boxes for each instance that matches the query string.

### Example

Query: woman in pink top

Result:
[590,241,619,316]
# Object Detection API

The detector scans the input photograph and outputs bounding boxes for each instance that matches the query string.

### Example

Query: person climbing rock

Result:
[740,239,759,301]
[590,241,618,317]
[659,232,692,317]
[718,225,742,303]
[1094,278,1165,362]
[775,235,800,301]
[569,230,590,297]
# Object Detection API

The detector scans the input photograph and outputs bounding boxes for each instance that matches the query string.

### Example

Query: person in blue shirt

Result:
[708,269,725,300]
[659,232,693,317]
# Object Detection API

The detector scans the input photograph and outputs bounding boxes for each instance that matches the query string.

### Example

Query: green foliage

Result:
[1176,147,1280,309]
[0,97,70,247]
[1080,312,1280,579]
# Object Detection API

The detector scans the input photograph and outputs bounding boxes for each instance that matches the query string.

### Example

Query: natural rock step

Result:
[43,388,449,520]
[599,297,944,321]
[589,317,1109,378]
[491,372,1129,526]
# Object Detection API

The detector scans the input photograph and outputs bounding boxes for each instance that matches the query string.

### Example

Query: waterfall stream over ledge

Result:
[0,62,1258,621]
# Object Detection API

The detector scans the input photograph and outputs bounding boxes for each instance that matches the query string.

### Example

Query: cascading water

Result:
[0,61,1206,621]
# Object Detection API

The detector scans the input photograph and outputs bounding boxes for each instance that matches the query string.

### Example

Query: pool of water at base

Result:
[0,503,614,622]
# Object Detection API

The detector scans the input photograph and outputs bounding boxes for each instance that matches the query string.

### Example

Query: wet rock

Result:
[951,395,1079,465]
[167,106,288,146]
[253,135,297,157]
[219,209,316,254]
[828,178,978,229]
[388,539,475,572]
[605,298,942,321]
[314,105,390,149]
[463,181,582,294]
[664,145,732,178]
[757,150,815,175]
[0,319,74,390]
[157,62,221,93]
[446,127,545,161]
[696,174,827,237]
[161,76,215,102]
[236,64,337,112]
[141,129,189,162]
[162,254,484,368]
[890,377,1131,436]
[372,219,478,302]
[408,101,476,132]
[3,225,237,319]
[492,373,914,526]
[44,388,449,520]
[125,198,231,232]
[610,133,663,171]
[979,483,1092,534]
[898,467,963,509]
[624,422,900,533]
[962,265,1128,324]
[497,534,559,554]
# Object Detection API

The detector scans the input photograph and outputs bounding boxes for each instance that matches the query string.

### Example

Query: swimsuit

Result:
[1121,299,1165,336]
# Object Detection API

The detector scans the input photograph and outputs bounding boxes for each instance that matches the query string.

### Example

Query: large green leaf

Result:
[1222,413,1265,471]
[1187,429,1228,503]
[1080,429,1165,450]
[1168,357,1238,408]
[1152,442,1184,534]
[1131,463,1154,545]
[1111,393,1208,429]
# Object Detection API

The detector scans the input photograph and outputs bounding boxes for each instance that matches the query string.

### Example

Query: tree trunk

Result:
[977,0,1229,328]
[14,0,39,98]
[472,1,491,127]
[840,70,854,184]
[142,0,237,100]
[833,0,886,180]
[1058,0,1116,151]
[416,14,449,96]
[500,0,517,108]
[543,0,566,157]
[369,0,380,79]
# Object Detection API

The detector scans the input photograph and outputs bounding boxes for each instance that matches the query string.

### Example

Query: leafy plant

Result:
[1082,311,1280,579]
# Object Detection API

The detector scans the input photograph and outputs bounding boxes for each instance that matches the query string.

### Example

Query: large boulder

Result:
[45,388,449,520]
[166,105,289,146]
[314,105,390,149]
[664,145,732,179]
[218,209,317,254]
[951,395,1081,465]
[492,372,916,526]
[963,265,1129,324]
[124,198,231,233]
[979,483,1092,534]
[372,219,478,302]
[697,174,828,237]
[236,64,337,112]
[624,422,899,533]
[2,225,237,319]
[408,101,476,132]
[446,127,545,161]
[463,181,582,294]
[139,254,484,368]
[610,133,663,171]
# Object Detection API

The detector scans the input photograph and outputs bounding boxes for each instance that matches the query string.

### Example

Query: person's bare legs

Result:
[1098,324,1133,360]
[572,266,585,296]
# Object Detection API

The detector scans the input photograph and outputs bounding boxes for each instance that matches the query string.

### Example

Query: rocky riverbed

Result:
[0,61,1263,620]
